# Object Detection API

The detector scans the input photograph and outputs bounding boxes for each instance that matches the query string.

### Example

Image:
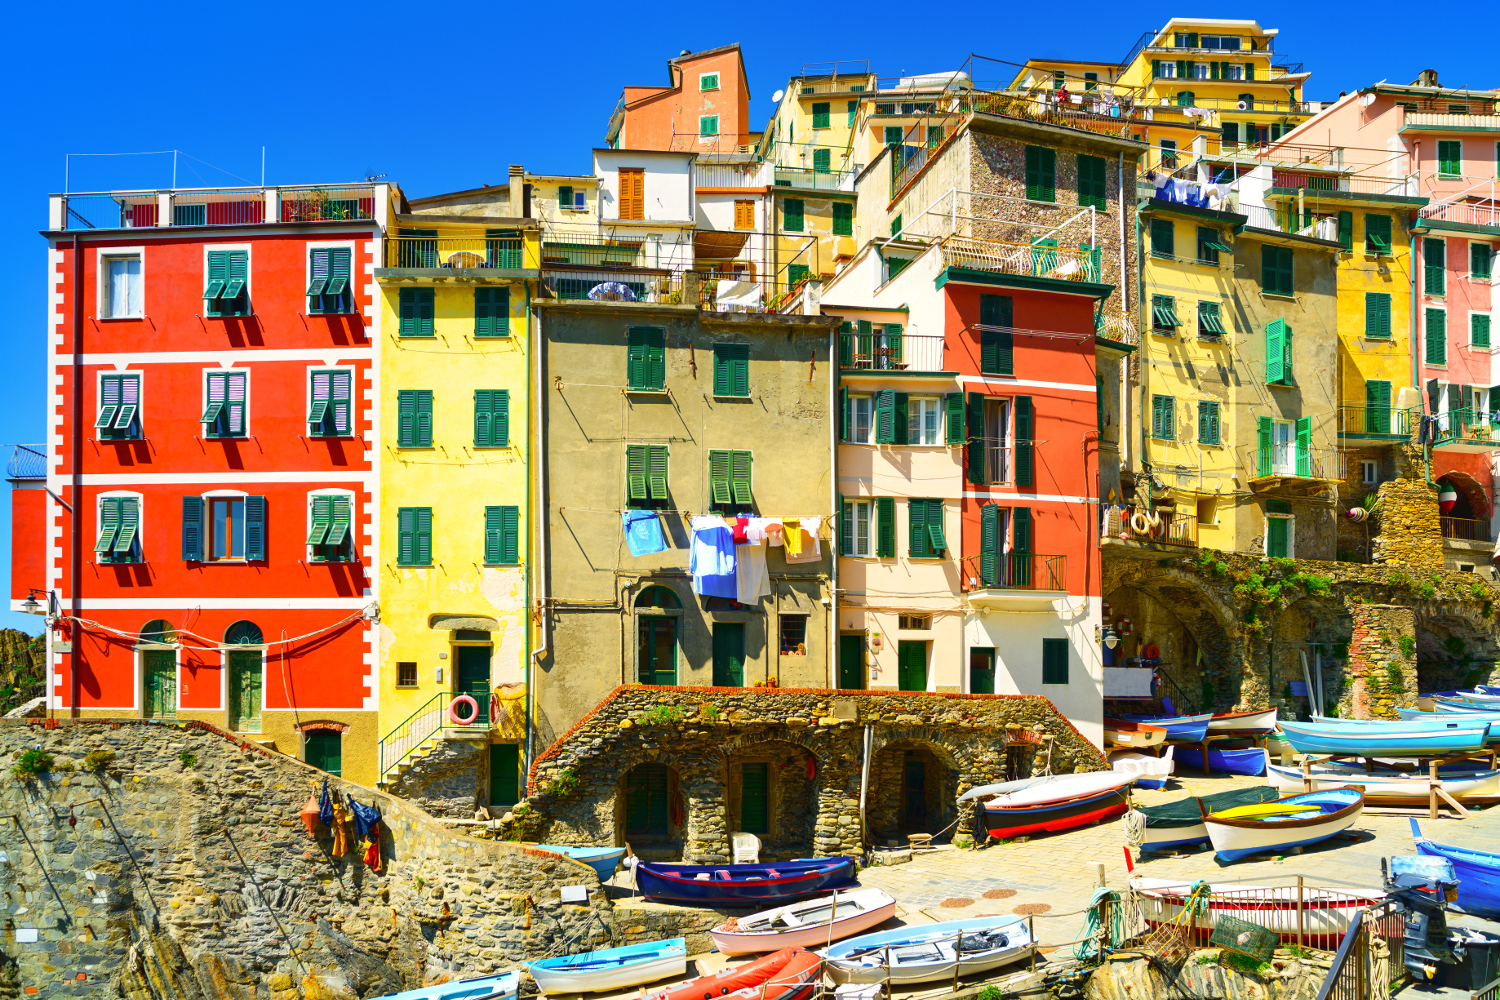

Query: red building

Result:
[13,184,389,783]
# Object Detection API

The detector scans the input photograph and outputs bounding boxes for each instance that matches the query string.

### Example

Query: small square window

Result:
[700,73,720,92]
[779,616,807,655]
[397,662,418,687]
[1361,460,1378,486]
[898,613,931,630]
[700,115,719,137]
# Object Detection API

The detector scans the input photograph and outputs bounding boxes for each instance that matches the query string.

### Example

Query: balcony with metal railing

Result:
[1401,112,1500,133]
[6,445,45,483]
[1434,408,1500,453]
[774,166,858,191]
[838,330,946,373]
[937,235,1107,285]
[1270,172,1423,202]
[1419,199,1500,231]
[1441,517,1492,543]
[966,553,1068,609]
[1102,505,1197,554]
[53,184,382,232]
[382,232,535,273]
[1338,405,1416,440]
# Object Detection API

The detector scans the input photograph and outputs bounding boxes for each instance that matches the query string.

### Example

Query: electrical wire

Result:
[63,608,371,651]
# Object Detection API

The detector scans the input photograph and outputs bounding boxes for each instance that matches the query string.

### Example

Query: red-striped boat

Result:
[633,857,856,905]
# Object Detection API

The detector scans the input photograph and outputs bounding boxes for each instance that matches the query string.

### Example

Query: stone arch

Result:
[1438,473,1491,521]
[295,720,349,734]
[1415,604,1500,694]
[723,739,819,859]
[867,736,962,842]
[1101,564,1242,711]
[617,760,686,861]
[1267,597,1353,719]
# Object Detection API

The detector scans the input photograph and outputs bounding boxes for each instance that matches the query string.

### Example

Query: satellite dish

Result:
[772,89,784,103]
[1359,93,1376,107]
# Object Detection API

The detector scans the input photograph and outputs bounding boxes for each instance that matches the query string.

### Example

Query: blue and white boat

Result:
[528,938,687,994]
[1412,819,1500,918]
[1435,698,1500,713]
[1320,714,1500,746]
[822,915,1034,984]
[1201,788,1363,863]
[383,970,521,1000]
[1173,745,1266,776]
[1279,719,1490,756]
[533,844,626,881]
[1119,712,1212,743]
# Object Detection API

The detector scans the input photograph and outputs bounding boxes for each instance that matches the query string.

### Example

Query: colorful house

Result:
[606,44,755,154]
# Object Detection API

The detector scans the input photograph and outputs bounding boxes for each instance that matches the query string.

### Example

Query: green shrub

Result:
[1215,562,1229,575]
[178,751,197,770]
[11,748,53,780]
[1471,582,1490,603]
[641,705,684,726]
[545,768,579,798]
[1271,557,1296,572]
[1398,635,1416,660]
[84,750,115,772]
[1220,951,1272,975]
[1389,571,1410,589]
[700,704,720,722]
[1419,583,1437,600]
[1386,664,1404,691]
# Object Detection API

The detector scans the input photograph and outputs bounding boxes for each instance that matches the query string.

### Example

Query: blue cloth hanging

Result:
[319,777,334,827]
[348,797,381,841]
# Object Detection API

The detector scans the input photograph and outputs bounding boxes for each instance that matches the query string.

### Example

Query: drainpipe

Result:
[523,279,535,773]
[527,284,547,779]
[1118,150,1131,475]
[70,234,82,719]
[829,330,838,686]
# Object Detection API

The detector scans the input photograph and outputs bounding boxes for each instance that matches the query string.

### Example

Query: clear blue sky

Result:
[0,2,1492,634]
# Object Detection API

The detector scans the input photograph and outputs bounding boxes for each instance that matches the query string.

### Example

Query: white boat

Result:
[1201,788,1363,863]
[1110,746,1175,789]
[958,770,1135,805]
[711,888,896,955]
[385,970,521,1000]
[1131,876,1387,948]
[1265,756,1500,805]
[528,937,687,994]
[822,915,1034,984]
[1206,708,1279,734]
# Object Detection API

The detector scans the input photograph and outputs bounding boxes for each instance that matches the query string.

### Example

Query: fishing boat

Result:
[1398,706,1500,723]
[1412,819,1500,918]
[1315,714,1500,746]
[1265,758,1500,805]
[960,772,1136,840]
[710,888,896,955]
[386,970,521,1000]
[1119,712,1213,743]
[1129,875,1387,948]
[1279,719,1490,756]
[533,844,627,881]
[1432,699,1500,714]
[641,948,823,1000]
[1172,745,1266,776]
[633,857,857,906]
[1127,786,1279,853]
[1200,787,1363,862]
[1206,708,1279,734]
[1104,717,1168,750]
[528,938,687,994]
[1109,746,1174,789]
[822,915,1034,984]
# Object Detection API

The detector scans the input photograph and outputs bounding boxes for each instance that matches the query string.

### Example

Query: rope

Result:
[1121,807,1148,849]
[1071,886,1123,962]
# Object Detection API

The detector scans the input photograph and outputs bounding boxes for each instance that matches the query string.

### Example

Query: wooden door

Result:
[619,169,644,220]
[740,763,769,834]
[902,759,927,828]
[638,617,677,685]
[489,743,520,807]
[456,646,491,696]
[228,651,262,733]
[305,730,342,775]
[143,650,176,719]
[625,763,670,835]
[838,634,866,689]
[969,647,996,695]
[713,623,745,687]
[898,640,927,691]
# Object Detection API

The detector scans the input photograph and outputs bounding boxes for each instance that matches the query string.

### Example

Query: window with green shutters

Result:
[1365,292,1392,339]
[474,389,509,448]
[709,450,753,512]
[1473,313,1492,349]
[1262,245,1294,296]
[396,390,433,448]
[1425,238,1446,296]
[95,497,141,563]
[874,496,896,558]
[832,202,853,236]
[979,294,1013,375]
[713,343,750,397]
[787,263,810,289]
[891,214,903,238]
[398,227,438,267]
[484,505,519,564]
[308,494,354,562]
[1265,319,1292,384]
[700,115,719,137]
[1439,140,1463,178]
[1014,396,1033,488]
[1077,154,1106,209]
[486,228,523,267]
[847,100,857,127]
[307,248,352,314]
[304,730,341,776]
[1198,301,1225,339]
[1151,295,1180,333]
[558,186,573,210]
[474,287,509,337]
[1337,211,1353,252]
[783,199,804,233]
[811,102,830,128]
[397,507,432,566]
[308,369,353,437]
[874,390,896,443]
[1198,401,1221,445]
[627,326,666,391]
[700,73,719,91]
[946,392,965,446]
[202,370,247,438]
[1024,146,1056,202]
[626,445,669,507]
[97,373,141,440]
[907,498,946,558]
[1197,226,1224,264]
[883,125,903,145]
[1295,416,1311,477]
[1150,218,1174,259]
[1364,214,1392,255]
[398,288,435,336]
[1426,308,1447,366]
[1366,380,1392,434]
[1472,243,1493,280]
[812,148,831,173]
[1041,638,1069,685]
[204,250,249,317]
[1151,394,1175,440]
[1222,122,1240,147]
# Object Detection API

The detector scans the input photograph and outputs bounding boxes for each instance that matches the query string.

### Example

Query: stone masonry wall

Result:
[1373,478,1442,572]
[383,738,487,818]
[0,719,610,998]
[1343,604,1418,719]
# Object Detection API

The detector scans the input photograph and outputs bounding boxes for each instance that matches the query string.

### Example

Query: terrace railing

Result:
[1339,405,1416,438]
[57,185,377,231]
[839,331,945,372]
[1441,517,1492,543]
[378,691,495,780]
[387,233,527,269]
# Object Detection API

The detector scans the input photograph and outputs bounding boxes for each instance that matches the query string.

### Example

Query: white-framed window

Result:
[203,244,251,318]
[1361,460,1378,486]
[700,72,720,92]
[908,396,942,445]
[850,395,873,444]
[1224,64,1245,81]
[306,489,357,563]
[307,367,354,437]
[985,398,1012,484]
[96,371,142,441]
[95,491,143,564]
[700,115,720,138]
[1193,63,1210,79]
[99,250,143,319]
[201,369,248,439]
[205,489,250,562]
[306,241,355,315]
[1201,34,1241,50]
[1158,62,1177,79]
[1272,419,1295,475]
[843,499,872,557]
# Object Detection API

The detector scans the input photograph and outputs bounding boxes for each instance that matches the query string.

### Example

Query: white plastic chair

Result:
[732,831,761,864]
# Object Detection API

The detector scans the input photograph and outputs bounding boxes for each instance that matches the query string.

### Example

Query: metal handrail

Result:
[1338,405,1417,438]
[1314,909,1365,1000]
[378,691,493,779]
[1441,516,1492,543]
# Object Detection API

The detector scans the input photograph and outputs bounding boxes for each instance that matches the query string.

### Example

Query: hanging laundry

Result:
[731,516,751,544]
[348,797,381,842]
[689,516,737,598]
[360,822,382,872]
[330,800,352,856]
[319,777,335,828]
[621,509,667,557]
[782,519,803,557]
[746,517,779,544]
[759,519,785,546]
[784,516,824,564]
[735,541,770,605]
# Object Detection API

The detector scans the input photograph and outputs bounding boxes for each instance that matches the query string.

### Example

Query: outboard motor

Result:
[1384,855,1461,981]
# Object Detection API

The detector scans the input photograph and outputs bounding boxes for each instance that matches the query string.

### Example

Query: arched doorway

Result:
[619,761,684,861]
[868,740,959,842]
[725,740,818,859]
[1416,612,1500,696]
[636,586,681,685]
[224,620,263,733]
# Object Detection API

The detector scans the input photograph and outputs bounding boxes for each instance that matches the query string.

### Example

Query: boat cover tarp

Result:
[1138,786,1278,829]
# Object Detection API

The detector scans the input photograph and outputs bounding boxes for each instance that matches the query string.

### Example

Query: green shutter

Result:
[1257,416,1273,477]
[201,372,226,425]
[472,389,508,447]
[1025,146,1055,201]
[1439,140,1462,176]
[1266,319,1286,383]
[839,496,851,556]
[397,390,416,447]
[181,496,203,561]
[1365,214,1391,254]
[1262,245,1293,296]
[847,100,857,127]
[832,202,853,236]
[1013,506,1031,552]
[1473,242,1494,280]
[966,392,985,483]
[925,500,946,553]
[1077,155,1106,209]
[907,498,927,558]
[307,249,330,296]
[94,498,121,553]
[307,495,333,545]
[839,385,850,440]
[400,288,436,336]
[626,445,648,500]
[1042,638,1069,685]
[1014,396,1033,488]
[558,185,572,210]
[709,450,731,504]
[1151,218,1174,258]
[628,326,667,390]
[398,507,433,566]
[1425,238,1446,295]
[1198,401,1219,444]
[812,148,830,173]
[474,287,511,337]
[730,450,752,504]
[713,343,749,397]
[499,505,519,564]
[979,504,999,586]
[111,498,138,556]
[1426,308,1447,365]
[784,199,804,232]
[839,321,853,366]
[979,295,1013,374]
[1365,292,1391,339]
[892,392,908,445]
[484,506,511,564]
[243,496,266,561]
[945,393,965,445]
[1337,211,1353,251]
[1295,417,1311,477]
[204,251,227,301]
[647,446,668,500]
[812,102,830,129]
[1366,380,1391,434]
[874,390,895,443]
[1474,314,1492,350]
[884,323,903,364]
[875,496,895,557]
[326,496,351,547]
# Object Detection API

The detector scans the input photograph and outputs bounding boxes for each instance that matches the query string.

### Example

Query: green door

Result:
[1266,517,1289,558]
[902,759,927,828]
[456,645,491,695]
[489,743,520,807]
[143,650,176,719]
[838,634,866,689]
[227,651,262,733]
[713,623,745,687]
[305,730,341,775]
[969,647,996,695]
[898,640,927,691]
[740,762,769,834]
[1366,380,1391,434]
[638,617,677,685]
[625,763,670,835]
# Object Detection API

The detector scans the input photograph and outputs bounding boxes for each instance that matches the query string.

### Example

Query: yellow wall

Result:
[777,195,857,287]
[1324,205,1417,409]
[377,226,540,767]
[768,76,869,173]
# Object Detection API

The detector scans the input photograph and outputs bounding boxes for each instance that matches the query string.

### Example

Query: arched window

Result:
[139,619,176,644]
[224,620,264,645]
[636,586,681,609]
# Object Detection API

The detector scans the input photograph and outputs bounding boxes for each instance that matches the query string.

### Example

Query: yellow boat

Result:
[1214,802,1320,820]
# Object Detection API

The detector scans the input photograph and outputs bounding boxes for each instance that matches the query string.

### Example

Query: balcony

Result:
[966,554,1069,610]
[1269,172,1423,202]
[54,185,380,232]
[1434,408,1500,453]
[1441,517,1492,543]
[1102,505,1197,555]
[774,167,857,191]
[1402,113,1500,134]
[937,236,1107,286]
[1338,405,1416,440]
[1419,200,1500,231]
[5,445,45,484]
[839,331,945,373]
[383,233,533,273]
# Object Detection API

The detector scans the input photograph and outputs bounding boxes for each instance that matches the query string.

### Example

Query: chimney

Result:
[1413,69,1439,89]
[508,165,525,215]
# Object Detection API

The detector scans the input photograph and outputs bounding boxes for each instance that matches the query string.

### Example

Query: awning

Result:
[694,230,750,261]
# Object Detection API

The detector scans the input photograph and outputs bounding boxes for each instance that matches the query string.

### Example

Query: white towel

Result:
[736,541,770,604]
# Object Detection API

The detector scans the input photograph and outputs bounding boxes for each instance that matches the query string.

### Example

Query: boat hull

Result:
[529,939,688,994]
[1133,877,1387,949]
[642,948,822,1000]
[1173,746,1266,776]
[1207,709,1279,734]
[1120,713,1212,743]
[635,858,857,905]
[387,971,521,1000]
[710,890,896,956]
[1267,759,1500,804]
[1110,747,1174,790]
[1104,718,1168,749]
[533,844,627,881]
[823,916,1033,985]
[1412,821,1500,918]
[1202,790,1363,863]
[1279,720,1489,756]
[982,785,1130,840]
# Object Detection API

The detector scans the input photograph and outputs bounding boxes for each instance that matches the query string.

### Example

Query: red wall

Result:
[10,490,47,601]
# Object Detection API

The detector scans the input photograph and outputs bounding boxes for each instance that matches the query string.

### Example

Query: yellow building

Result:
[373,199,541,813]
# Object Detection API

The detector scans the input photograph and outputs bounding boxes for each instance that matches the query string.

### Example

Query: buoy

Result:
[448,694,480,726]
[1439,489,1458,514]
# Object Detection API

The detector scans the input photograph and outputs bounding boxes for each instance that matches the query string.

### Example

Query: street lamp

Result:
[19,590,47,616]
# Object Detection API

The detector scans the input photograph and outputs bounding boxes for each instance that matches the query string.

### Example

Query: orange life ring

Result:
[1143,644,1161,658]
[448,694,479,726]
